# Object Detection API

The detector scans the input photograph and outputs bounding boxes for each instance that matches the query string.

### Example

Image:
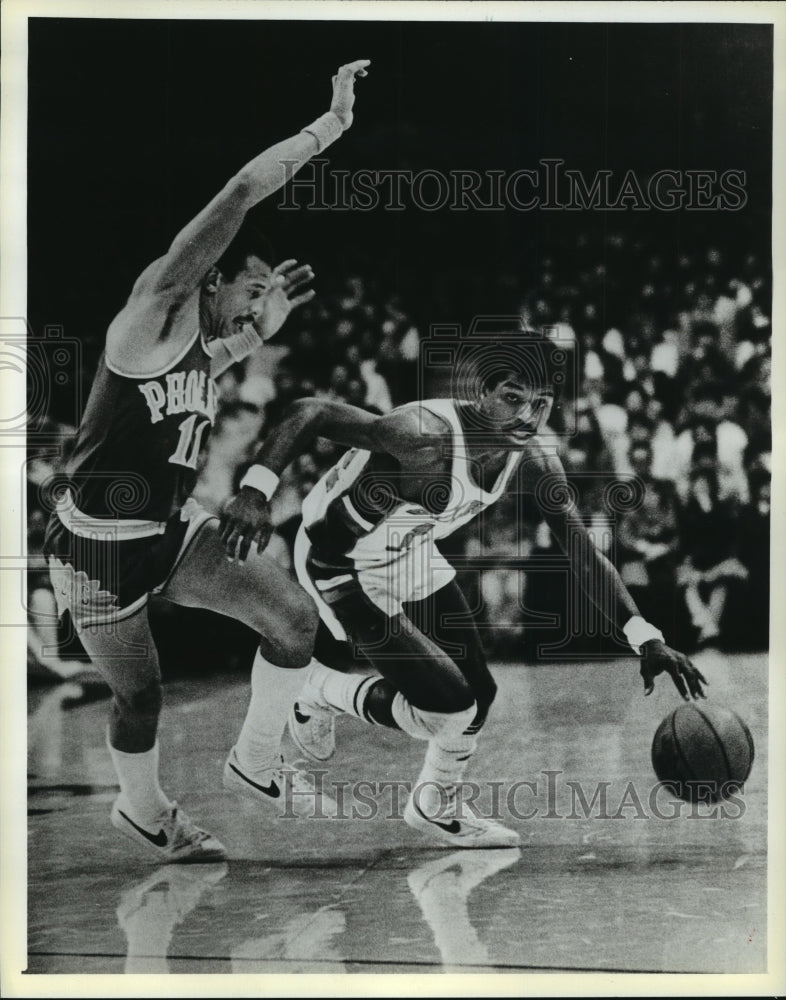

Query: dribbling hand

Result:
[330,59,371,130]
[640,639,708,701]
[219,488,273,563]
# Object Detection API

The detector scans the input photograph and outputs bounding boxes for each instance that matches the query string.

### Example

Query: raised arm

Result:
[522,444,707,700]
[106,61,369,372]
[219,399,441,562]
[135,60,369,298]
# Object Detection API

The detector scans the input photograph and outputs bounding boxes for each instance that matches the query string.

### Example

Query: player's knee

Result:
[364,678,398,726]
[289,598,318,666]
[440,675,476,714]
[286,589,318,639]
[114,678,163,724]
[263,593,318,668]
[459,668,497,732]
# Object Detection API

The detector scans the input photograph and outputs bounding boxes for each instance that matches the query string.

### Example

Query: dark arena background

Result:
[17,8,775,988]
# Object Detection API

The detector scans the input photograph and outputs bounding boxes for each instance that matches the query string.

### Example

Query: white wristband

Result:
[223,326,262,362]
[623,616,665,655]
[301,111,344,152]
[240,464,280,500]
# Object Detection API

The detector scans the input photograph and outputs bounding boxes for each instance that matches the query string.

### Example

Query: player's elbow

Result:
[282,396,330,433]
[225,173,254,206]
[231,169,268,207]
[285,396,328,419]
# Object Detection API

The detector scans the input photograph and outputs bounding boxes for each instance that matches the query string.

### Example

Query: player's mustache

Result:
[504,420,538,434]
[475,413,537,434]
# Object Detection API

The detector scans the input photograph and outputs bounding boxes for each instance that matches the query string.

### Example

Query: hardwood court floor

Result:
[25,650,767,976]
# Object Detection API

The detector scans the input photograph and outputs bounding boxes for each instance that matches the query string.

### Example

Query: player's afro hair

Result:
[479,329,567,400]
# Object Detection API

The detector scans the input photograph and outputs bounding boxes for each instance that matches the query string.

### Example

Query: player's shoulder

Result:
[375,401,451,462]
[380,401,452,439]
[105,284,199,375]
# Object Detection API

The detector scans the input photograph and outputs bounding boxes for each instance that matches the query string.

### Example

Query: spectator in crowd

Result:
[734,467,770,649]
[676,462,748,649]
[463,501,525,658]
[617,440,681,631]
[263,363,308,428]
[737,386,771,462]
[31,227,771,664]
[673,382,749,501]
[193,401,264,515]
[27,428,106,693]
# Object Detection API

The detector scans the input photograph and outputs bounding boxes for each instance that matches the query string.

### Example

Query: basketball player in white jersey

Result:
[44,61,370,861]
[219,331,707,847]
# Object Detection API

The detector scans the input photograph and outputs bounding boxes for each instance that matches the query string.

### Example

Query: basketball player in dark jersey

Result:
[220,332,707,846]
[44,60,370,861]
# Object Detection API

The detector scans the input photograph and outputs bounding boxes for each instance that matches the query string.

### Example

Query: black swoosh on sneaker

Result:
[293,703,311,724]
[118,809,168,847]
[229,762,281,799]
[413,799,461,834]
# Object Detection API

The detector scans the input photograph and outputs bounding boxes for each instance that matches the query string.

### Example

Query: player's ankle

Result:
[231,743,280,776]
[117,791,171,827]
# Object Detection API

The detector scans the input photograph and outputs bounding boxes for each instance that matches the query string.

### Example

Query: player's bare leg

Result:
[289,590,519,847]
[75,607,225,862]
[161,517,334,814]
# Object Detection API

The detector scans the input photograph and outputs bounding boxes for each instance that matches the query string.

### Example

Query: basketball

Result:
[651,703,754,802]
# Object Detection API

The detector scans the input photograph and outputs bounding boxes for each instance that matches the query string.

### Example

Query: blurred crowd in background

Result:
[27,228,771,683]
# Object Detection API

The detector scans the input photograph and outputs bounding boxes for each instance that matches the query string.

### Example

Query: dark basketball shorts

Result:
[44,494,215,627]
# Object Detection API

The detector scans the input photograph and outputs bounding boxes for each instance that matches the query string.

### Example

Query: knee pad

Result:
[391,695,476,742]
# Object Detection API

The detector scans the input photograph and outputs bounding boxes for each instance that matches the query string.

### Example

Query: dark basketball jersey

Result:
[61,328,218,524]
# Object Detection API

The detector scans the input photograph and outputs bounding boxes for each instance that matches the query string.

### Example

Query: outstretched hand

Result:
[640,639,708,701]
[219,487,273,563]
[330,59,371,130]
[255,259,315,341]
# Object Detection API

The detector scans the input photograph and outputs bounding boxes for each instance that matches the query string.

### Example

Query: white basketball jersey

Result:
[301,399,519,580]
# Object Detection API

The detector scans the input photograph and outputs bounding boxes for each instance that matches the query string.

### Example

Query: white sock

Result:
[392,694,476,742]
[310,661,380,722]
[419,730,478,786]
[234,651,308,773]
[413,708,478,813]
[107,732,171,825]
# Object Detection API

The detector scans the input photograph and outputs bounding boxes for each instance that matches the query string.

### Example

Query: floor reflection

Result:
[407,849,521,970]
[117,864,228,974]
[110,847,521,974]
[230,905,347,973]
[28,684,86,779]
[27,657,766,974]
